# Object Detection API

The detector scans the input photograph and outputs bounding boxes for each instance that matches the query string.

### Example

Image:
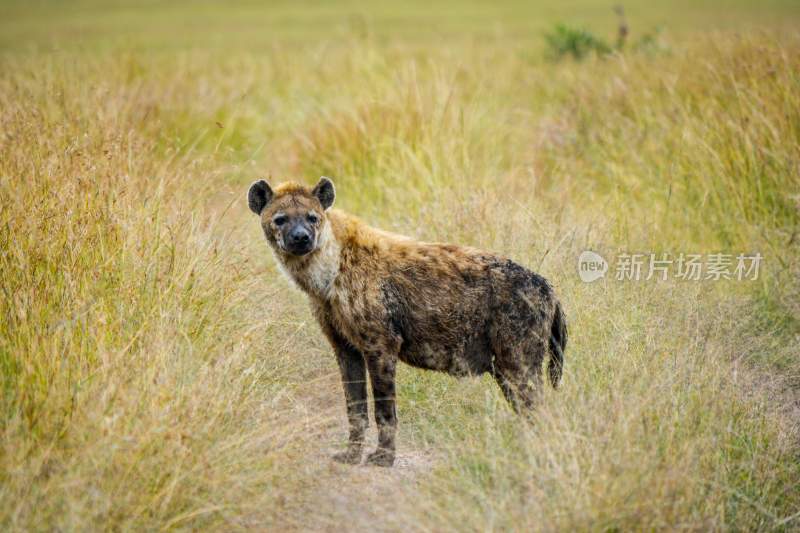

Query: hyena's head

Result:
[247,177,335,257]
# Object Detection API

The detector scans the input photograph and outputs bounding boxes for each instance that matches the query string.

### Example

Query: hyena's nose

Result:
[288,226,311,246]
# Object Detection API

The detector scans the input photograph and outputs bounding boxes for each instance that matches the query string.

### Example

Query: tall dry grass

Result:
[0,56,337,529]
[1,17,799,533]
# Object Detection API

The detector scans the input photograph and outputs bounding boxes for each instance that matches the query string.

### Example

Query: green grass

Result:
[1,1,799,530]
[2,0,800,52]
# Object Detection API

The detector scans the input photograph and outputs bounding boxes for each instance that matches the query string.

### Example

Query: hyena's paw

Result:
[332,448,362,465]
[365,448,395,467]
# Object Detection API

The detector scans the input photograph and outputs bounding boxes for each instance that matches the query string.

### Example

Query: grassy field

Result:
[1,1,800,530]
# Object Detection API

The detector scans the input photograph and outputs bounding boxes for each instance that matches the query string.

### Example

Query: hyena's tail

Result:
[548,301,567,388]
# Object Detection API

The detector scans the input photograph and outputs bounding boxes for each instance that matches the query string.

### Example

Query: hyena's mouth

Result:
[275,234,314,257]
[285,240,314,256]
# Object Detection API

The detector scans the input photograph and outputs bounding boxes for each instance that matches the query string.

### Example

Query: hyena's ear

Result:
[248,179,273,215]
[311,176,335,210]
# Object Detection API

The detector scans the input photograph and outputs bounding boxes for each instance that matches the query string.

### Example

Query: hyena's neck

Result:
[278,221,341,300]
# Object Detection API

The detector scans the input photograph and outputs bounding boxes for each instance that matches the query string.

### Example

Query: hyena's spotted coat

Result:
[248,177,567,467]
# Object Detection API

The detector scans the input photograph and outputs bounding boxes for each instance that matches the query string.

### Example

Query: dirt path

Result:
[293,445,436,531]
[267,369,438,532]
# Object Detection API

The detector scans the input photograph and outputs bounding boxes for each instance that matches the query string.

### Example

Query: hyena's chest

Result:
[327,286,386,351]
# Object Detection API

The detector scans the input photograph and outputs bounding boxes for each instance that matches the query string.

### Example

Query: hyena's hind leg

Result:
[492,319,547,413]
[487,263,556,411]
[491,337,547,412]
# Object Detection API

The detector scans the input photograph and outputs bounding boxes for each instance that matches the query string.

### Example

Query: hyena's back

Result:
[380,243,565,399]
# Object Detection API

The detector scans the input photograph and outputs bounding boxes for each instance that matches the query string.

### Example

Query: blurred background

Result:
[3,0,800,51]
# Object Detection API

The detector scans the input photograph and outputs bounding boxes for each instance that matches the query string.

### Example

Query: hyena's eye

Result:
[273,215,288,226]
[306,213,319,224]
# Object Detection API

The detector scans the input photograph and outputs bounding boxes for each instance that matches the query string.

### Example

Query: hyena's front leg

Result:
[332,343,368,465]
[365,351,398,467]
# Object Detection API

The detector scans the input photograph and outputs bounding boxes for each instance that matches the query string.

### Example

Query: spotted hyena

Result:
[248,177,567,467]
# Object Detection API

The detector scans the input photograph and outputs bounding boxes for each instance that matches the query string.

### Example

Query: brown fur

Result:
[249,178,567,467]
